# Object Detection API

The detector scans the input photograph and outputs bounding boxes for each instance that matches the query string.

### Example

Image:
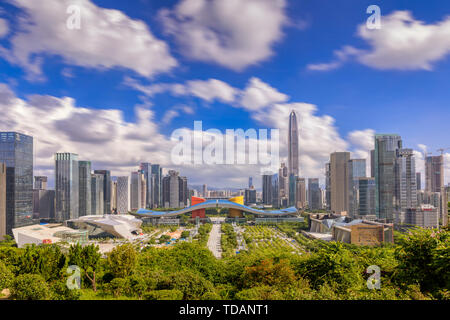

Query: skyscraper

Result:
[0,132,34,235]
[296,177,307,209]
[116,176,129,214]
[93,170,111,214]
[330,152,350,214]
[288,111,299,176]
[271,174,279,208]
[348,159,367,218]
[140,163,152,209]
[151,164,162,208]
[34,176,48,190]
[325,163,331,211]
[262,174,273,205]
[162,170,184,208]
[55,153,79,222]
[308,178,322,210]
[78,161,92,217]
[416,172,422,191]
[111,179,117,214]
[130,171,145,211]
[0,163,6,238]
[357,178,376,218]
[396,149,418,210]
[91,173,104,215]
[374,134,403,221]
[248,177,253,189]
[425,155,444,193]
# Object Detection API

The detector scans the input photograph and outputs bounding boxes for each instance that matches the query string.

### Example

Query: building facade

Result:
[0,132,34,235]
[116,176,129,214]
[93,170,111,215]
[330,152,350,215]
[78,161,92,217]
[374,134,402,221]
[288,111,299,176]
[55,153,79,222]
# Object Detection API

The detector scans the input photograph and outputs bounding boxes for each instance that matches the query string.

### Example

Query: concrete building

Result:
[396,205,439,229]
[55,153,79,222]
[330,152,350,215]
[332,220,394,246]
[111,179,117,214]
[12,224,88,248]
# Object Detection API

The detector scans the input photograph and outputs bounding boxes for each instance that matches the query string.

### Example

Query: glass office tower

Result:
[151,164,162,208]
[374,134,402,221]
[78,161,92,217]
[94,170,111,214]
[55,153,79,222]
[0,132,34,235]
[348,159,367,218]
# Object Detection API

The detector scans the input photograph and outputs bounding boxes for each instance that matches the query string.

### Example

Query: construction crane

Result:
[437,148,450,155]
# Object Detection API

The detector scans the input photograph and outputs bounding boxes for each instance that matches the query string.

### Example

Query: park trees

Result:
[107,244,137,279]
[68,243,102,291]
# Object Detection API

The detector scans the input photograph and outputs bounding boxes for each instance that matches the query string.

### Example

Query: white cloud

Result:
[240,77,289,110]
[3,0,177,80]
[357,11,450,70]
[124,77,238,103]
[308,11,450,71]
[1,77,403,188]
[159,0,287,71]
[0,18,9,38]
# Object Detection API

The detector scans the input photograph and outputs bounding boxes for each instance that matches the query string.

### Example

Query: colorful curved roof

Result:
[132,199,298,218]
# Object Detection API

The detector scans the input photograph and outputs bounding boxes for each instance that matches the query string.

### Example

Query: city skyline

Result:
[0,0,449,189]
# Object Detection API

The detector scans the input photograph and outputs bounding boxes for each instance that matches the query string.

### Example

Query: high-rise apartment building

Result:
[55,153,79,222]
[330,152,350,215]
[78,161,92,217]
[288,111,300,176]
[374,134,402,221]
[0,132,34,235]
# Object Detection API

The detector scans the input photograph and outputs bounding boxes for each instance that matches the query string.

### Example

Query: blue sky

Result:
[0,0,449,188]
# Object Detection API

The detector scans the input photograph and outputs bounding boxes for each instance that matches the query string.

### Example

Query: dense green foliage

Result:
[0,226,448,300]
[221,224,238,258]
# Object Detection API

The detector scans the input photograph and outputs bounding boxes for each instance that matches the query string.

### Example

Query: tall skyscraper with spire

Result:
[288,111,299,176]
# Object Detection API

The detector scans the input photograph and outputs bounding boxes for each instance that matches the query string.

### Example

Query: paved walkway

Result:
[207,223,222,258]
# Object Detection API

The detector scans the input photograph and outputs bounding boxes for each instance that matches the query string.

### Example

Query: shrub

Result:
[144,289,183,300]
[10,274,51,300]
